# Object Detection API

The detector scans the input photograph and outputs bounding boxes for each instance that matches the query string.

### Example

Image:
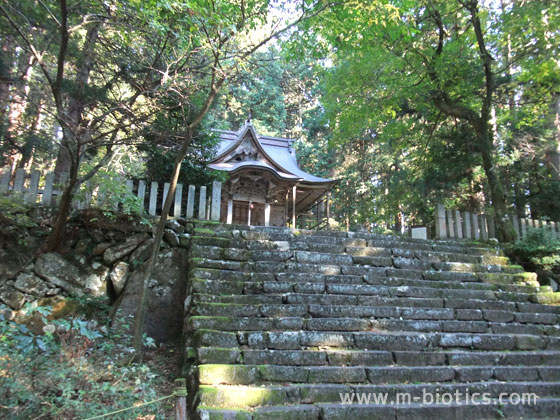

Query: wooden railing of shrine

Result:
[434,203,560,241]
[297,194,330,230]
[0,167,222,221]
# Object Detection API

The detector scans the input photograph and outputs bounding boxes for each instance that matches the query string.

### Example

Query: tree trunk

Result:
[476,128,514,242]
[545,94,560,181]
[45,24,100,250]
[0,38,12,127]
[16,100,43,169]
[45,180,76,251]
[54,24,100,181]
[132,134,192,358]
[7,53,34,139]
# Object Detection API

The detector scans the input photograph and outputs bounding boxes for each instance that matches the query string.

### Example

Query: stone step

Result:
[190,222,503,250]
[192,302,559,325]
[316,398,560,420]
[189,259,537,289]
[194,235,509,265]
[190,245,517,274]
[197,382,560,408]
[197,363,560,386]
[194,347,560,367]
[192,292,560,314]
[189,278,536,303]
[190,267,537,294]
[191,329,560,351]
[185,226,560,419]
[187,315,560,337]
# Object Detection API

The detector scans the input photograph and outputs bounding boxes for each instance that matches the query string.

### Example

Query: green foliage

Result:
[508,228,560,271]
[0,302,171,419]
[78,170,147,219]
[286,0,560,232]
[0,197,36,229]
[139,124,224,186]
[210,47,289,136]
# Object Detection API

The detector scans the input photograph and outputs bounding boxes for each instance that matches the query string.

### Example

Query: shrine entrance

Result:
[232,201,264,226]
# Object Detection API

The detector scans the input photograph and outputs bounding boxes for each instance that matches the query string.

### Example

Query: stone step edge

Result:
[195,394,560,415]
[189,277,538,302]
[189,247,518,273]
[191,329,558,351]
[196,363,560,386]
[189,224,504,252]
[192,347,560,367]
[196,381,560,395]
[191,238,509,263]
[191,268,537,293]
[187,316,560,337]
[191,293,560,314]
[191,302,559,324]
[189,259,536,285]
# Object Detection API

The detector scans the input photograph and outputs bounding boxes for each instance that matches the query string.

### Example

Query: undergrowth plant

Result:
[507,227,560,284]
[0,302,168,419]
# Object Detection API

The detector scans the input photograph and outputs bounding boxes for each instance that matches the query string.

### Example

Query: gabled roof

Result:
[208,122,336,185]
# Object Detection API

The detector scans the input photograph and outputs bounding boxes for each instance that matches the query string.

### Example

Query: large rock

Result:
[103,233,149,265]
[112,248,188,342]
[129,239,155,267]
[110,261,129,295]
[0,287,26,310]
[163,229,180,247]
[34,253,109,297]
[34,253,85,296]
[14,273,50,297]
[82,263,110,297]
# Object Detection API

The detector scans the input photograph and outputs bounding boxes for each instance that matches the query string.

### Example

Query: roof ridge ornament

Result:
[246,108,253,124]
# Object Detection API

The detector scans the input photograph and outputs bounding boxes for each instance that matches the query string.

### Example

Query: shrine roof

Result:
[208,122,336,185]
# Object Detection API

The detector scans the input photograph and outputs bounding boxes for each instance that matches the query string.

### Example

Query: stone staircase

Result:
[182,224,560,420]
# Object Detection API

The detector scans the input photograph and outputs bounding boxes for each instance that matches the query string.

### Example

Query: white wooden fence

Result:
[0,167,222,221]
[434,203,560,241]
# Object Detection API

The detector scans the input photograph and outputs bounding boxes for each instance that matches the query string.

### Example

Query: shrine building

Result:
[208,121,337,227]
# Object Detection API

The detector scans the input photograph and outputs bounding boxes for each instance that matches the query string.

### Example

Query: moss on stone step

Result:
[531,292,560,305]
[194,227,216,235]
[197,385,288,408]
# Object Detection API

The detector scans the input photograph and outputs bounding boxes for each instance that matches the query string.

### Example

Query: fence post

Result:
[211,181,221,221]
[511,214,520,239]
[550,221,558,238]
[463,212,472,239]
[174,183,183,218]
[487,215,496,239]
[125,179,133,194]
[520,218,527,240]
[174,378,187,420]
[472,213,480,240]
[0,167,11,194]
[163,182,170,215]
[446,209,455,238]
[198,186,207,220]
[186,185,195,219]
[435,204,447,239]
[149,181,158,215]
[25,170,40,205]
[454,210,462,239]
[138,180,146,211]
[42,172,55,206]
[13,168,26,198]
[480,214,488,240]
